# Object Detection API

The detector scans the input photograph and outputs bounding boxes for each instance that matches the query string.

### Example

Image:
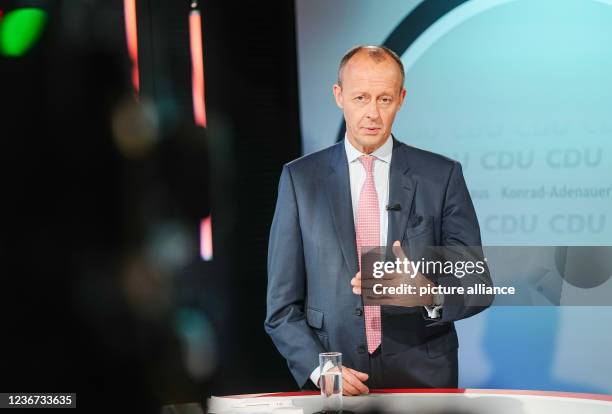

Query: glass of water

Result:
[319,352,343,412]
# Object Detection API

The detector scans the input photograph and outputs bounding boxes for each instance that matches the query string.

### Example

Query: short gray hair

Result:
[337,45,405,89]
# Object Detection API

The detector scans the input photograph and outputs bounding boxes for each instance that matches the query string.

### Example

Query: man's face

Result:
[333,52,406,154]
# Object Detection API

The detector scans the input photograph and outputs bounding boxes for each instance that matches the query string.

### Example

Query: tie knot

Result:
[359,155,376,174]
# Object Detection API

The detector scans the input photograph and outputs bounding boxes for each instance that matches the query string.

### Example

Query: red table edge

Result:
[219,388,612,402]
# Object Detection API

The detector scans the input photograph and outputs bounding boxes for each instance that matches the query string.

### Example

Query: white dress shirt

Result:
[309,135,441,387]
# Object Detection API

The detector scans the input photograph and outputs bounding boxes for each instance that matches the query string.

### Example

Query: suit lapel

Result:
[325,142,358,276]
[386,139,416,247]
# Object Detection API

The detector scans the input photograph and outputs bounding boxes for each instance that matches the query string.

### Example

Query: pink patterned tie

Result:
[356,155,381,354]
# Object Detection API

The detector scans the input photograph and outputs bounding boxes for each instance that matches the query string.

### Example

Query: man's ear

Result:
[398,87,407,107]
[333,84,343,109]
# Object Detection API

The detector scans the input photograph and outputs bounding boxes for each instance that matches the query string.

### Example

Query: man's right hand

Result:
[342,367,370,395]
[321,366,369,396]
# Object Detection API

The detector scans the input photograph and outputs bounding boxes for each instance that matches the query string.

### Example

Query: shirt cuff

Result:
[310,360,334,388]
[424,305,443,319]
[424,292,444,319]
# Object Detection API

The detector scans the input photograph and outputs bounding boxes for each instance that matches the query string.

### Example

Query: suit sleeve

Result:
[425,161,494,325]
[264,165,325,388]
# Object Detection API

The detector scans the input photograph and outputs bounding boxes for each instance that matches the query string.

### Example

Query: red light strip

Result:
[189,8,207,127]
[191,5,212,261]
[242,388,612,402]
[123,0,140,93]
[200,215,213,261]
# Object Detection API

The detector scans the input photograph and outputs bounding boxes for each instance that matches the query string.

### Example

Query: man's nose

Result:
[365,100,381,120]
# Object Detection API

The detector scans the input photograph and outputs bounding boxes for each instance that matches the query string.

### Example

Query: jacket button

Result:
[355,308,363,316]
[357,344,366,354]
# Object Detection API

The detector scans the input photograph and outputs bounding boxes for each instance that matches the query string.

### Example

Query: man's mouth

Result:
[362,127,381,134]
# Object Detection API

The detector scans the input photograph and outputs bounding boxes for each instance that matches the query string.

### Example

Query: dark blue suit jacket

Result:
[265,138,492,389]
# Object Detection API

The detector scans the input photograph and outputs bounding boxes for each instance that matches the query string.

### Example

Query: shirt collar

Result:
[344,133,393,164]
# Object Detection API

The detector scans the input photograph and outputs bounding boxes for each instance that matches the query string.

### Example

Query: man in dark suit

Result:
[265,45,492,394]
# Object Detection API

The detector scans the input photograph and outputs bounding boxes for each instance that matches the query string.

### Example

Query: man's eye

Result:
[380,97,392,104]
[355,96,364,101]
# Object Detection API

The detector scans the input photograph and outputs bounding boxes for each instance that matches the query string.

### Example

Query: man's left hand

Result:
[355,240,435,307]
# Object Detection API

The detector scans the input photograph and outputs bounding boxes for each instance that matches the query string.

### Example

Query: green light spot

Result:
[0,8,47,57]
